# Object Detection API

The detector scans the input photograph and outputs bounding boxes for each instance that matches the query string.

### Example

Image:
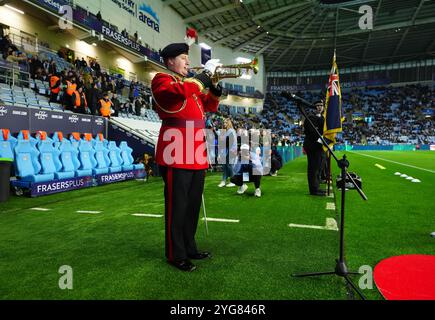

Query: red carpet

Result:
[374,254,435,300]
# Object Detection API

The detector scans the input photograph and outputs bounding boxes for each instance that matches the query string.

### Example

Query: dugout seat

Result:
[92,141,110,175]
[14,140,54,183]
[92,133,108,148]
[119,141,144,171]
[59,140,89,177]
[18,130,38,148]
[52,131,64,149]
[38,140,75,180]
[77,140,96,176]
[0,139,14,160]
[0,129,17,160]
[107,141,123,173]
[69,132,82,149]
[1,129,18,151]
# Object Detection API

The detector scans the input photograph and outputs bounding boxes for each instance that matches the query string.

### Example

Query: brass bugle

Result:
[190,57,259,82]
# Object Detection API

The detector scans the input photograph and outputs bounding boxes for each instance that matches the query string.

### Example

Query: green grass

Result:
[0,150,434,300]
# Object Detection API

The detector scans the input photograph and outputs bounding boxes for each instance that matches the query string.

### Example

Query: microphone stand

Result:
[281,92,368,300]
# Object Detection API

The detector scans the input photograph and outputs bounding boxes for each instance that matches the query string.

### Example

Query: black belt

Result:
[162,118,205,129]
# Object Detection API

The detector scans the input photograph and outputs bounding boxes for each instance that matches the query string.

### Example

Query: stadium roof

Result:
[165,0,435,72]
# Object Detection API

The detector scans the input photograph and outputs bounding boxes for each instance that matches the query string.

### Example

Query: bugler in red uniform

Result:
[151,42,222,272]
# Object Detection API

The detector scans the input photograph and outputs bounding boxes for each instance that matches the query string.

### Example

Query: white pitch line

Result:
[348,151,435,173]
[289,218,338,231]
[30,208,51,211]
[201,217,240,223]
[326,202,336,210]
[375,163,386,170]
[77,210,101,214]
[132,213,163,218]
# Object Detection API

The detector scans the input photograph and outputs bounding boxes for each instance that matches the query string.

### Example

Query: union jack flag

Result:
[323,51,343,151]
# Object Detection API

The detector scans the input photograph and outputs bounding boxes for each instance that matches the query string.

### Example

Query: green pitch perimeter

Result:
[0,151,434,300]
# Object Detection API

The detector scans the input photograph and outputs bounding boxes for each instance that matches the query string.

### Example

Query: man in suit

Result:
[303,100,326,196]
[152,42,223,272]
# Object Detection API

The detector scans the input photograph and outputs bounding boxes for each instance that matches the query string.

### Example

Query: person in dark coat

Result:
[134,97,142,116]
[112,93,121,117]
[86,79,99,116]
[303,100,325,196]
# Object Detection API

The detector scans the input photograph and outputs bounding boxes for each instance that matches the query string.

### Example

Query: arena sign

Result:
[110,0,160,33]
[138,2,160,33]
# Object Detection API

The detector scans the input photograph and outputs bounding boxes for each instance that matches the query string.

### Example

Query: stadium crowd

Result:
[205,84,435,146]
[1,25,433,146]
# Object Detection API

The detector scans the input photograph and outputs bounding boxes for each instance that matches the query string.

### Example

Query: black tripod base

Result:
[292,260,366,300]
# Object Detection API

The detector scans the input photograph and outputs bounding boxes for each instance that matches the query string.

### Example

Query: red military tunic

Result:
[152,72,219,170]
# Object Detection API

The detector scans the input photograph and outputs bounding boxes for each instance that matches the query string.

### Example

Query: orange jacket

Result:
[73,91,87,108]
[50,76,61,94]
[99,99,112,117]
[66,81,77,96]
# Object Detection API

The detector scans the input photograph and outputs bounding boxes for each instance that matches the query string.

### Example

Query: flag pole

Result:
[327,151,331,196]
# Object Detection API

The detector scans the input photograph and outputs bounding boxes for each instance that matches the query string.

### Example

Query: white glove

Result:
[204,59,222,76]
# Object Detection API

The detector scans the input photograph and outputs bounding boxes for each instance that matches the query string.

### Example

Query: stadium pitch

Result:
[0,151,433,300]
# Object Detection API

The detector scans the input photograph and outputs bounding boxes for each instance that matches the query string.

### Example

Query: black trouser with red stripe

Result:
[159,166,205,262]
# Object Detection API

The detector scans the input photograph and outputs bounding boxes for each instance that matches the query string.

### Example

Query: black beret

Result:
[314,100,324,105]
[160,43,189,59]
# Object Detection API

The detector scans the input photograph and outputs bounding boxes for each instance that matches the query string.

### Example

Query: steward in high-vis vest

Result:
[151,42,222,272]
[49,73,61,103]
[72,86,88,114]
[99,93,113,118]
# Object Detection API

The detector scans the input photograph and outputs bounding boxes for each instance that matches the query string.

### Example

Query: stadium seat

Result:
[107,141,123,173]
[0,139,14,160]
[59,140,86,177]
[18,130,38,147]
[69,132,82,149]
[14,140,54,183]
[36,131,53,144]
[37,140,74,180]
[77,140,96,176]
[92,133,108,147]
[119,141,144,170]
[1,129,18,151]
[0,94,14,105]
[52,131,64,149]
[92,141,110,175]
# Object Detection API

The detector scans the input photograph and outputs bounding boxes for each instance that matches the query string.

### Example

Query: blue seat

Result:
[119,141,144,170]
[36,131,54,145]
[52,131,65,149]
[14,140,54,183]
[92,133,108,148]
[0,140,14,160]
[77,140,96,177]
[107,141,123,173]
[0,129,18,152]
[59,140,87,177]
[18,130,38,148]
[38,140,75,180]
[93,141,110,175]
[69,133,82,149]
